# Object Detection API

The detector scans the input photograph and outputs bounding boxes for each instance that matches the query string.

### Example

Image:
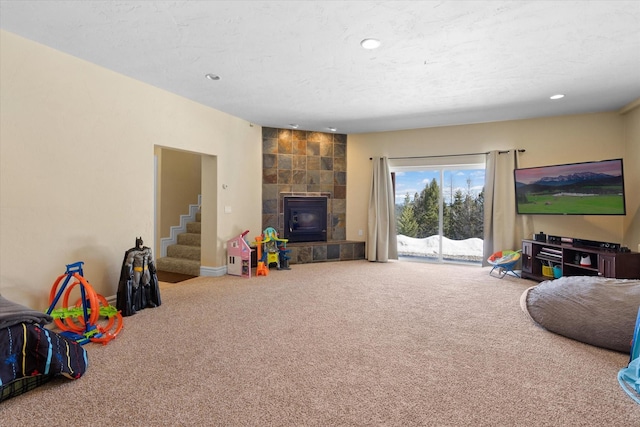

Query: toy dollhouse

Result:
[227,230,253,278]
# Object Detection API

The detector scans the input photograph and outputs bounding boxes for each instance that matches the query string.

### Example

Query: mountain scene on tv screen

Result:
[515,168,625,215]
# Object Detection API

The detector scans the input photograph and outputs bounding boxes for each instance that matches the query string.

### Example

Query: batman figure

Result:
[116,237,161,316]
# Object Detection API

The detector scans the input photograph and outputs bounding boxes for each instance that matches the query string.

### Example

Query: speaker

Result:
[574,238,620,251]
[534,232,546,242]
[600,242,620,250]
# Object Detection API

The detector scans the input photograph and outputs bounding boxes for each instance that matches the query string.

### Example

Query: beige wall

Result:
[622,103,640,250]
[0,31,262,309]
[347,111,640,250]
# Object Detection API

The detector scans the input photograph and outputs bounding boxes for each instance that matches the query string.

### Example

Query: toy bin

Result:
[553,265,562,279]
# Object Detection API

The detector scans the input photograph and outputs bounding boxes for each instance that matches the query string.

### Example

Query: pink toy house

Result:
[227,230,252,278]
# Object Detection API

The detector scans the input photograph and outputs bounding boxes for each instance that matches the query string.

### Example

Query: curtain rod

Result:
[369,149,525,160]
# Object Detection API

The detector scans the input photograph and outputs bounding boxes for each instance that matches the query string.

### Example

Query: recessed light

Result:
[360,38,381,49]
[550,94,565,100]
[205,73,220,81]
[328,127,337,132]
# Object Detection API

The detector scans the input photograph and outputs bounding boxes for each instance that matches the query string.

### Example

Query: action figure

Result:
[116,237,161,316]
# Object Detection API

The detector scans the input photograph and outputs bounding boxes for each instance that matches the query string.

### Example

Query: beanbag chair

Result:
[520,276,640,353]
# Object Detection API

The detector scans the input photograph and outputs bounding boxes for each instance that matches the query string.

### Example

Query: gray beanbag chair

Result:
[520,276,640,353]
[0,295,53,328]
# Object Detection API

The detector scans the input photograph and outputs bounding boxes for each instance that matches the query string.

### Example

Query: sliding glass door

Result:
[392,161,485,264]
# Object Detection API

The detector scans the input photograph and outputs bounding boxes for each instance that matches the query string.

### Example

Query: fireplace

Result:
[283,196,328,243]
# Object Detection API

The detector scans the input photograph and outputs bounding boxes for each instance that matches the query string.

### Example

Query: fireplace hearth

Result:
[283,196,328,243]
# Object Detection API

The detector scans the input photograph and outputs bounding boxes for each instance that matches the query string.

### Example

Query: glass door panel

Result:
[394,165,485,264]
[395,169,442,262]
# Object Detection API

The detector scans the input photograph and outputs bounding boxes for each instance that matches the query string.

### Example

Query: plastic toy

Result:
[252,227,290,275]
[254,235,269,276]
[227,230,253,277]
[279,245,291,270]
[46,261,123,345]
[116,237,161,316]
[618,307,640,404]
[487,250,521,278]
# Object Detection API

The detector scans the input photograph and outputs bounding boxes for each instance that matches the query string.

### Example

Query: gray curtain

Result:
[367,156,398,262]
[482,150,533,266]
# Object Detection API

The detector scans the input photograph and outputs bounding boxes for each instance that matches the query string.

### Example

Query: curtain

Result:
[483,150,533,266]
[367,156,398,262]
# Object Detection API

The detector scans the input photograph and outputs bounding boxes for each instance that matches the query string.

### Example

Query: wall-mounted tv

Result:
[514,158,626,215]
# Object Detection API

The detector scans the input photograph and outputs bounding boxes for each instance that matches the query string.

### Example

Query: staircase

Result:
[156,212,201,276]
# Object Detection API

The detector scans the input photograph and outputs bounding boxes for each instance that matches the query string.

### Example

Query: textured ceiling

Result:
[1,1,639,134]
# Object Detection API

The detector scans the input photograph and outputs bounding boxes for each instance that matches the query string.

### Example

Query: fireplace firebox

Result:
[283,197,328,243]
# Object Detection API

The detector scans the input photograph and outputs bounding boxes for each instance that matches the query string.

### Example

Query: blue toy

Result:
[618,306,640,404]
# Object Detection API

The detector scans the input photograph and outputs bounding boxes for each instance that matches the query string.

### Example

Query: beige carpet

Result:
[1,260,637,426]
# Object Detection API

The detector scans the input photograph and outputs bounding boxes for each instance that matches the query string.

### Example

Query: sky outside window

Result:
[395,169,485,205]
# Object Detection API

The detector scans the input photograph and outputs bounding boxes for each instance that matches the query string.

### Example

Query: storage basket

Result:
[542,265,554,277]
[553,265,562,278]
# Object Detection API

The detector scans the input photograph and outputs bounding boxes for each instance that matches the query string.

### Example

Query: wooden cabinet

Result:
[598,254,615,278]
[521,240,533,275]
[597,253,640,278]
[521,239,640,281]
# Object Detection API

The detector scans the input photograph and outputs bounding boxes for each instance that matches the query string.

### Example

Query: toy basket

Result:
[542,265,554,277]
[553,265,562,278]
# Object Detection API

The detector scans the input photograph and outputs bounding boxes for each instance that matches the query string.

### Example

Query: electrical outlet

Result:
[224,206,232,214]
[358,229,363,236]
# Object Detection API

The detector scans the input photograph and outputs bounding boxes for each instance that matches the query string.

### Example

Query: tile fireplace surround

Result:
[261,127,365,264]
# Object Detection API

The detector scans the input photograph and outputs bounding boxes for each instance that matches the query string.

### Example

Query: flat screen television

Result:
[514,158,626,215]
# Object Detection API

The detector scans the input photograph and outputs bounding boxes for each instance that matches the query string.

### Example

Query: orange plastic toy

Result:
[254,235,269,276]
[47,262,123,345]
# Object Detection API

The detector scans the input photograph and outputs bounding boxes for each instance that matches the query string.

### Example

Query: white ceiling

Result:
[1,1,639,134]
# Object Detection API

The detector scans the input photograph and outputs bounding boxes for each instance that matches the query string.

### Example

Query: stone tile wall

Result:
[262,127,347,240]
[287,241,366,265]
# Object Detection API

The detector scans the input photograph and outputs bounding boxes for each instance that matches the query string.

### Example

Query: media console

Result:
[521,239,640,281]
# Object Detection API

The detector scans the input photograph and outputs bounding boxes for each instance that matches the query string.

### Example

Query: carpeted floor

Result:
[1,260,637,426]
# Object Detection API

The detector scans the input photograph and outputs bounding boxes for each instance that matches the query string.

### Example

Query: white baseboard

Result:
[200,265,227,277]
